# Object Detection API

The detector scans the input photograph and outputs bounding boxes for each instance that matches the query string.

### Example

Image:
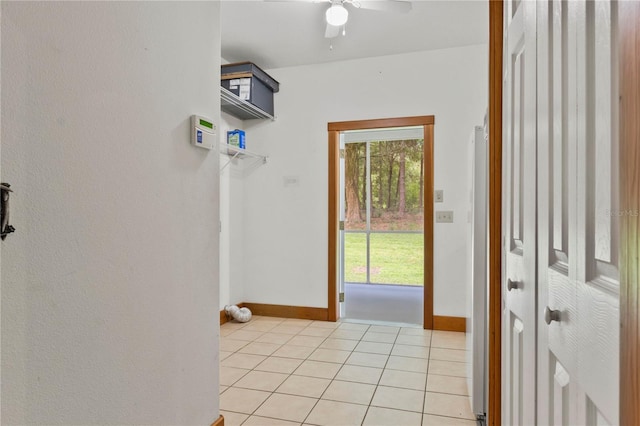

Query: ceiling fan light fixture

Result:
[326,4,349,27]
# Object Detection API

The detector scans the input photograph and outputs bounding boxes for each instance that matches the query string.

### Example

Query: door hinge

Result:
[339,292,345,302]
[339,221,345,230]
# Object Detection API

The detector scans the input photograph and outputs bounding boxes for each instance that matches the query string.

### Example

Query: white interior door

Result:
[501,1,537,424]
[536,0,620,424]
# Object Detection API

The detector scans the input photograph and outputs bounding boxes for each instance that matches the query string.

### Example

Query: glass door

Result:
[339,127,425,321]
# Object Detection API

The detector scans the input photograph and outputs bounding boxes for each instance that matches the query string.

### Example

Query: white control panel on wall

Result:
[435,190,444,203]
[191,115,216,150]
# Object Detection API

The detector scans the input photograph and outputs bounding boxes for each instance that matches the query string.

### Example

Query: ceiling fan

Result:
[324,0,412,38]
[267,0,413,38]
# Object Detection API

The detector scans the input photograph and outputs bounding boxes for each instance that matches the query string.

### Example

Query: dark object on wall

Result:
[221,62,279,117]
[1,183,15,240]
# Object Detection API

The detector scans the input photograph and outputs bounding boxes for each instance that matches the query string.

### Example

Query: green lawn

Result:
[344,232,424,286]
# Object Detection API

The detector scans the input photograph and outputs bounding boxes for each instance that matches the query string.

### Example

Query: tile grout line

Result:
[289,321,350,424]
[358,324,400,426]
[222,318,295,422]
[421,328,433,425]
[242,319,329,424]
[301,322,372,426]
[221,318,471,425]
[245,319,363,424]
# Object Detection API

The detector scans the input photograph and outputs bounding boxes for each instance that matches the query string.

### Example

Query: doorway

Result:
[328,116,434,329]
[340,129,425,325]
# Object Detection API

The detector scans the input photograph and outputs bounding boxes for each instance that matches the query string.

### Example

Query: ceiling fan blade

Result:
[353,1,412,13]
[325,23,341,38]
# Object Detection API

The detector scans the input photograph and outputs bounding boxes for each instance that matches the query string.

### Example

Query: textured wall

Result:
[238,44,488,317]
[1,2,221,424]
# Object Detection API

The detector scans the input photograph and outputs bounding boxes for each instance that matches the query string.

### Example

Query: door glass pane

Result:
[344,142,367,231]
[369,232,424,285]
[369,139,424,231]
[344,232,367,283]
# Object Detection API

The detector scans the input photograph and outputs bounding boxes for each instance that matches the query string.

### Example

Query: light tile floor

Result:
[220,316,477,426]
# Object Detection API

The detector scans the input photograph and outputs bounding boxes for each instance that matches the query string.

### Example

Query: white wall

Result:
[239,44,487,317]
[1,2,221,424]
[219,112,246,310]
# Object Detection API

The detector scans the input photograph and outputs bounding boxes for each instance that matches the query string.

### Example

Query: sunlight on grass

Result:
[344,232,423,286]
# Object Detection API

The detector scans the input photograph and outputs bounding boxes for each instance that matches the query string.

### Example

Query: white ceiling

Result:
[221,0,489,70]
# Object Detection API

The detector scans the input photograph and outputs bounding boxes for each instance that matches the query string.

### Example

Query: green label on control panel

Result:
[199,119,213,129]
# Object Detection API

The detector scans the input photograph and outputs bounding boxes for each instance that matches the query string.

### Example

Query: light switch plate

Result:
[436,210,454,223]
[434,190,444,203]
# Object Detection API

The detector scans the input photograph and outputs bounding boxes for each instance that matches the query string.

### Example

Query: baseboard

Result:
[241,302,329,321]
[211,414,224,426]
[221,303,455,328]
[433,315,466,332]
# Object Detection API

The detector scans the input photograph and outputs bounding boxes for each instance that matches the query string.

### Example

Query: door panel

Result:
[537,2,580,424]
[586,398,614,426]
[502,0,536,424]
[550,0,569,265]
[509,316,524,425]
[551,358,572,426]
[536,0,619,424]
[575,1,619,423]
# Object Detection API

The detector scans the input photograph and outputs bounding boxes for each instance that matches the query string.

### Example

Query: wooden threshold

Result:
[433,316,466,333]
[211,414,224,426]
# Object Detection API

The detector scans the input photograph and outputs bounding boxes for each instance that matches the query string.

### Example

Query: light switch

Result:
[434,190,444,203]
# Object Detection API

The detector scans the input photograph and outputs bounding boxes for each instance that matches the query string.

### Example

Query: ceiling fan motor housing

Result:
[326,2,349,27]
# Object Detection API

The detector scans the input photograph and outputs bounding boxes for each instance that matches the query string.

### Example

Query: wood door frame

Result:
[327,116,435,329]
[619,1,640,423]
[488,1,503,424]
